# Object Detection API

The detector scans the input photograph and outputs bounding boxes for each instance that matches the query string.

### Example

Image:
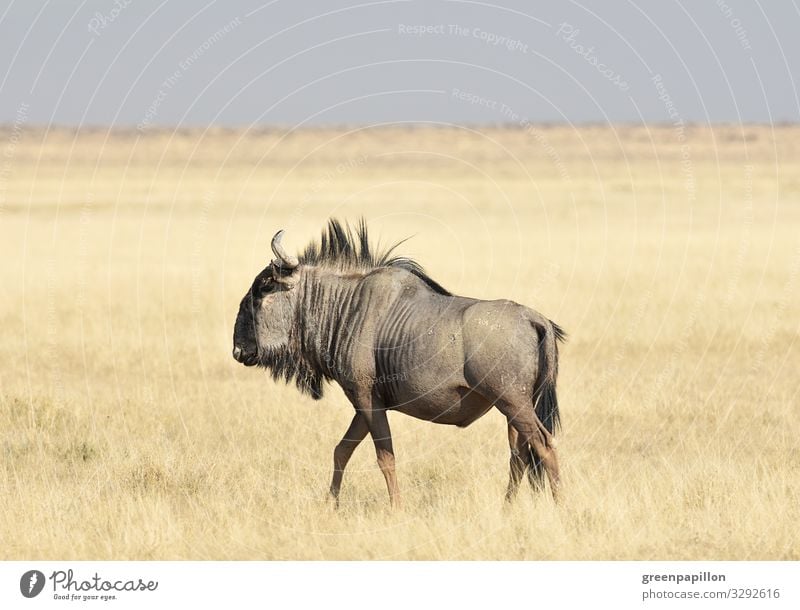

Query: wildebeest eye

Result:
[254,276,275,297]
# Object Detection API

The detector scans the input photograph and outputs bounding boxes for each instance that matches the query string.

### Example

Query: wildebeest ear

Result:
[270,261,296,282]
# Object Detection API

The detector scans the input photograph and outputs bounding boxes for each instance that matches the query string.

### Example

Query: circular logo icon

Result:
[20,570,46,598]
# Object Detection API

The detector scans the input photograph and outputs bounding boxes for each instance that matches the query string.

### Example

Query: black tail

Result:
[532,318,565,435]
[528,318,566,488]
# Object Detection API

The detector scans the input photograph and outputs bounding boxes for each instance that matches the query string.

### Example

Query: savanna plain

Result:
[1,124,798,559]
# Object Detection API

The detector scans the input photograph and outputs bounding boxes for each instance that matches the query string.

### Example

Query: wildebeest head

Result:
[232,220,453,400]
[232,230,300,368]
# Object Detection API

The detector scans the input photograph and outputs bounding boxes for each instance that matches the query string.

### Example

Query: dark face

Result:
[232,266,295,366]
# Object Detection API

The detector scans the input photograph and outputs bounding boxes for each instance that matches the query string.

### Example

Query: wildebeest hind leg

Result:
[328,411,369,507]
[505,423,526,501]
[497,400,560,502]
[526,440,546,492]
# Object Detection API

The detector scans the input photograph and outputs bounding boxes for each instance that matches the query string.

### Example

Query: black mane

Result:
[299,219,451,296]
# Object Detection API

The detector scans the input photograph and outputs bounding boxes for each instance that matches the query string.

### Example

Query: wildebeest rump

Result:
[232,220,566,507]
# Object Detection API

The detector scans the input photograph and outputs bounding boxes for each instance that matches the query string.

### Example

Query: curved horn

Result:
[271,230,298,269]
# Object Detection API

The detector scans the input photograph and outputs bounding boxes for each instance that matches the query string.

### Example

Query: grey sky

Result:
[1,0,798,127]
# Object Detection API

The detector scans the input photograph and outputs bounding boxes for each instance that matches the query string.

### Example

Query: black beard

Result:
[257,343,324,400]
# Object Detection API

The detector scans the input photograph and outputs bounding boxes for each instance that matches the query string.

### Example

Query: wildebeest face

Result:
[232,266,296,366]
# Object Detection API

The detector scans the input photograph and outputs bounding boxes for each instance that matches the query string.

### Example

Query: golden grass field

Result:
[1,124,798,559]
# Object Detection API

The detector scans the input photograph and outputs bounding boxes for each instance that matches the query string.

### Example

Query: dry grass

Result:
[1,124,798,559]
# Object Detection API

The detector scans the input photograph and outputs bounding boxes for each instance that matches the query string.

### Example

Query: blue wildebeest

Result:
[232,220,565,507]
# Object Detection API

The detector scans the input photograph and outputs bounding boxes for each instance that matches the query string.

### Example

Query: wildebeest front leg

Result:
[328,411,369,507]
[365,408,401,509]
[505,423,526,501]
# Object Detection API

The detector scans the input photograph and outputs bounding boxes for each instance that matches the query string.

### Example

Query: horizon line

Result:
[1,119,798,132]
